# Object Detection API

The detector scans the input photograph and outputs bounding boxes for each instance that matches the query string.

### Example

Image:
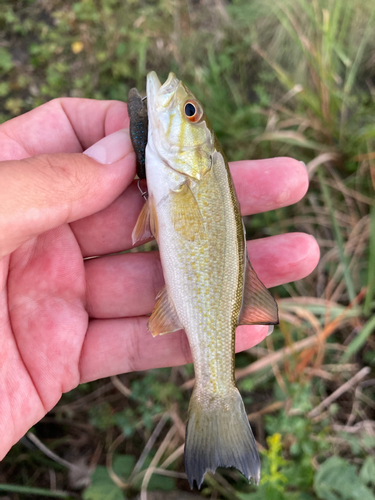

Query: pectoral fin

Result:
[169,183,206,241]
[238,255,279,325]
[131,197,158,245]
[148,286,183,336]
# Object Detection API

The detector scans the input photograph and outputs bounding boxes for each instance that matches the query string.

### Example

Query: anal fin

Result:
[148,285,182,337]
[238,254,279,325]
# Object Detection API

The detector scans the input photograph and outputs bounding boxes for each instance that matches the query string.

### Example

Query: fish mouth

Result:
[147,71,179,110]
[146,72,180,145]
[146,71,162,101]
[159,72,179,95]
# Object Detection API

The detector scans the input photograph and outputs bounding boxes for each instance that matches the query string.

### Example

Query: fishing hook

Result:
[137,179,148,200]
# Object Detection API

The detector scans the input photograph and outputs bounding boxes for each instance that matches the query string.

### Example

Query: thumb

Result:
[0,129,135,258]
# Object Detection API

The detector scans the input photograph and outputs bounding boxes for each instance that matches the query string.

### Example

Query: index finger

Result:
[0,98,129,161]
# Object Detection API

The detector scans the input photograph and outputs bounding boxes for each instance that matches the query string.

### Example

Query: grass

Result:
[0,0,374,498]
[0,484,73,498]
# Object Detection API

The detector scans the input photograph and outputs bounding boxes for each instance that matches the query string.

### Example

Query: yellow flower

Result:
[71,41,84,54]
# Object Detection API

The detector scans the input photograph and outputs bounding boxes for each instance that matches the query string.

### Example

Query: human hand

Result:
[0,98,319,459]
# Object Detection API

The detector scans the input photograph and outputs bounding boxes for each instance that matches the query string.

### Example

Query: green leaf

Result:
[0,81,10,96]
[112,454,136,479]
[238,484,286,499]
[0,47,14,72]
[360,457,375,488]
[83,466,125,500]
[83,484,124,500]
[147,473,175,491]
[314,456,375,500]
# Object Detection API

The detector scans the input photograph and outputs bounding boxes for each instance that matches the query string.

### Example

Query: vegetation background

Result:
[0,0,375,498]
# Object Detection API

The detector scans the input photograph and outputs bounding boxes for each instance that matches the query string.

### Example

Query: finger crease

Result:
[59,99,85,152]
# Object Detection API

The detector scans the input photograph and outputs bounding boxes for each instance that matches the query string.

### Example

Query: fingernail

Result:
[84,129,132,164]
[266,325,274,337]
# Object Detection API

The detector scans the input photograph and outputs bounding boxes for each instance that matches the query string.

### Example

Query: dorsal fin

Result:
[148,286,183,336]
[238,255,279,325]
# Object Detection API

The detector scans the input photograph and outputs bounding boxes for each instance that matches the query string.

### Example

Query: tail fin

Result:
[184,387,260,489]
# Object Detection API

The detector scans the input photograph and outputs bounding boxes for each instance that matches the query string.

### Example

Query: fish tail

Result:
[184,387,260,489]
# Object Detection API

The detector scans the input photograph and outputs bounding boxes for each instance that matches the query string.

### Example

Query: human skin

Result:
[0,98,320,459]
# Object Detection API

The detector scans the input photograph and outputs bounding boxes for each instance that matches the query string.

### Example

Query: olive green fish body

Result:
[132,72,278,489]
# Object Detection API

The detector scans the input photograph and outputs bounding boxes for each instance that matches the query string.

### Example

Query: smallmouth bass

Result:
[131,72,279,489]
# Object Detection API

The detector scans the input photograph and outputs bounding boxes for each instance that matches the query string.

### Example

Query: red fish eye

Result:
[184,101,202,122]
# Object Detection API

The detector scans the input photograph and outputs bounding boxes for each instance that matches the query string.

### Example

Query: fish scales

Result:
[169,154,240,396]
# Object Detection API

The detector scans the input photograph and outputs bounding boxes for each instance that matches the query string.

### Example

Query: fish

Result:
[131,71,279,489]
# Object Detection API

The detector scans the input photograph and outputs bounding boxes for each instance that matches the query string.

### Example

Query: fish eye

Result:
[185,102,196,117]
[184,100,202,122]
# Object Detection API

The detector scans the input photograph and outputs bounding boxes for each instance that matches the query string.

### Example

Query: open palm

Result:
[0,98,319,459]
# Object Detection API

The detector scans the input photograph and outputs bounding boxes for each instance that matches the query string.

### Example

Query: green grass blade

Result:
[336,0,354,48]
[340,315,375,363]
[329,0,344,44]
[343,9,375,96]
[0,484,73,498]
[364,206,375,315]
[318,168,356,302]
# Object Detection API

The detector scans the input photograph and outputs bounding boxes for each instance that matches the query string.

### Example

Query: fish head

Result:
[146,71,213,181]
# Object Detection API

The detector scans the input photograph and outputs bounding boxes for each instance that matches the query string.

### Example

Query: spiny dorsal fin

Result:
[169,183,206,242]
[238,255,279,325]
[148,285,182,337]
[131,197,159,245]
